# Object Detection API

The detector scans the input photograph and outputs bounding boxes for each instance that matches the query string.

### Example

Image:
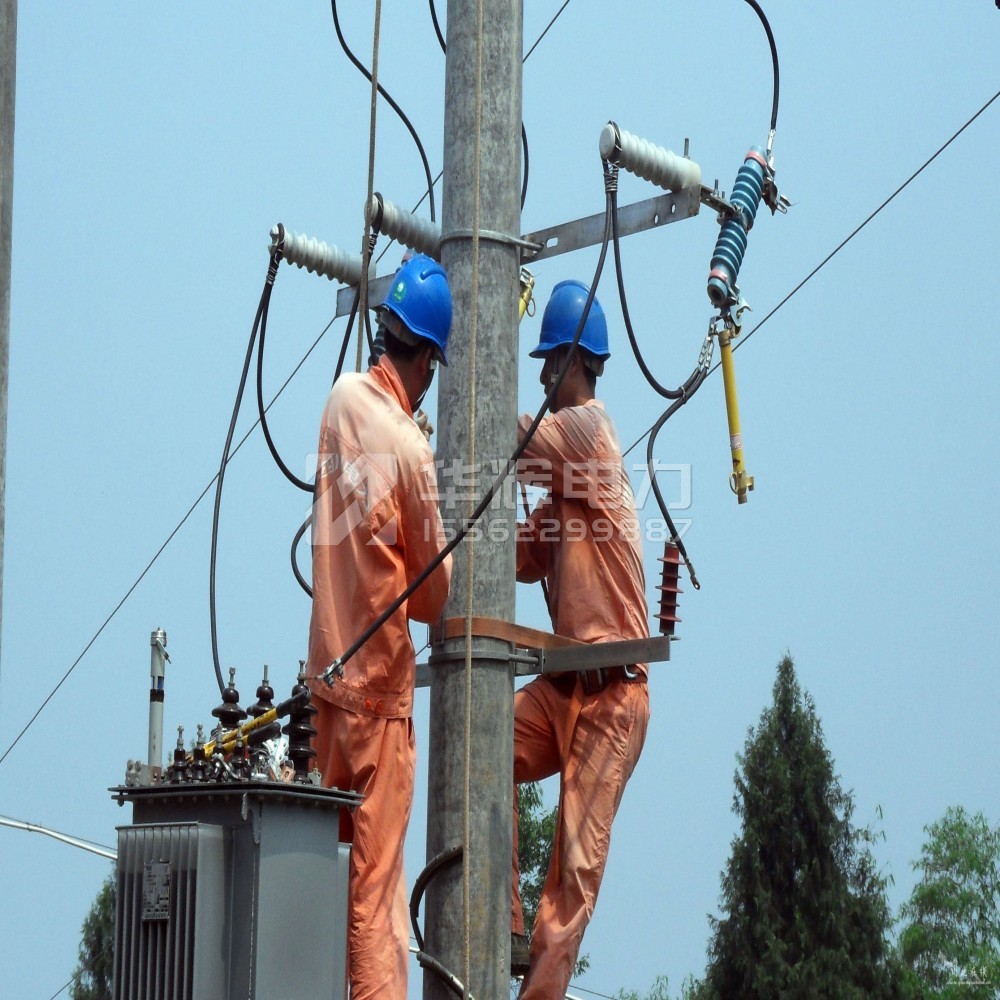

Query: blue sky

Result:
[1,3,997,997]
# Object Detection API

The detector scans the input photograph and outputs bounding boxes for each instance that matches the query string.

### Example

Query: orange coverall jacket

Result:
[306,356,451,1000]
[513,399,650,999]
[516,400,648,658]
[307,356,451,717]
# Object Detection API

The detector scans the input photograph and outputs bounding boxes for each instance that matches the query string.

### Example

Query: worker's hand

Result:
[414,408,434,441]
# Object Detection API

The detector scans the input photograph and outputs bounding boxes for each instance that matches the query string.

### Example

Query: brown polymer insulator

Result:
[655,540,683,637]
[283,670,318,782]
[212,666,248,733]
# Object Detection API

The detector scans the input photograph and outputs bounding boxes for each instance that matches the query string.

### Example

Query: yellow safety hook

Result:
[518,266,536,321]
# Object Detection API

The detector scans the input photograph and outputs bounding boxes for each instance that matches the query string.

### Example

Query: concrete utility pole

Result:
[425,1,522,997]
[0,0,16,675]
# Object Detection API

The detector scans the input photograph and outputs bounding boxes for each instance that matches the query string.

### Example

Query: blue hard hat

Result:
[529,280,610,362]
[380,253,453,365]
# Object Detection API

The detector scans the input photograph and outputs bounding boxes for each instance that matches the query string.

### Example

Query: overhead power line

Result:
[0,316,337,768]
[524,0,573,62]
[623,86,1000,459]
[0,4,585,769]
[5,73,993,770]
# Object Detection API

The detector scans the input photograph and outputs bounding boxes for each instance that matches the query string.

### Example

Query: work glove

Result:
[414,409,434,441]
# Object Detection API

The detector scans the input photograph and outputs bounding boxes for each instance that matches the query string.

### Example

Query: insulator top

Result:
[599,121,702,193]
[366,193,442,258]
[212,667,248,731]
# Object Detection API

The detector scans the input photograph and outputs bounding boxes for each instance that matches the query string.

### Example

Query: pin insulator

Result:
[169,726,188,784]
[212,667,248,733]
[247,666,282,746]
[191,725,208,783]
[655,541,683,637]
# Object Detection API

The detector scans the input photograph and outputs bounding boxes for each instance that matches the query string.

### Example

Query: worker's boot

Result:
[510,932,531,976]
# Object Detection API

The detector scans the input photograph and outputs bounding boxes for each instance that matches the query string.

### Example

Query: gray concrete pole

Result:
[0,0,16,677]
[424,1,522,997]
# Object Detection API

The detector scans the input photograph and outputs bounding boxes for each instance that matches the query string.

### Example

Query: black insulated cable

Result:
[291,513,312,598]
[645,372,707,590]
[331,0,437,223]
[1,277,354,767]
[416,952,472,1000]
[427,0,446,52]
[358,232,379,368]
[610,187,703,401]
[362,287,377,361]
[257,251,371,495]
[289,287,364,602]
[742,0,779,133]
[323,181,616,678]
[603,164,704,586]
[621,85,1000,466]
[521,123,529,211]
[210,249,282,696]
[410,844,463,951]
[9,89,995,773]
[335,288,362,385]
[409,845,473,999]
[257,229,315,494]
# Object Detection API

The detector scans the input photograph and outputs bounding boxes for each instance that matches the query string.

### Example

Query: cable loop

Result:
[603,162,619,193]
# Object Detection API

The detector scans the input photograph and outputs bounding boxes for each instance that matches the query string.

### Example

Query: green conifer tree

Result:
[691,655,903,999]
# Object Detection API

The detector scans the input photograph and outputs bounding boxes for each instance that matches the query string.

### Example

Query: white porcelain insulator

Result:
[367,194,441,258]
[599,122,702,192]
[272,226,371,285]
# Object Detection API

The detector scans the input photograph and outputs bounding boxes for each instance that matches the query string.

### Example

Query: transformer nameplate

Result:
[141,861,171,921]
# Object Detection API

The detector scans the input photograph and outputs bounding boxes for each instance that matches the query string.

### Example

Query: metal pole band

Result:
[439,228,541,254]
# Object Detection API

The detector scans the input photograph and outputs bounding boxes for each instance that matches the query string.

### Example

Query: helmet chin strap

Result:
[413,357,437,412]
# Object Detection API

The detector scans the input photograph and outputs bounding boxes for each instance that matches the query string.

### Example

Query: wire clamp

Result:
[698,327,716,372]
[321,659,344,686]
[603,161,620,194]
[761,170,791,216]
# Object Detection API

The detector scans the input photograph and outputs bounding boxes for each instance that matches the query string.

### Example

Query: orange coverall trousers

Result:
[511,671,649,998]
[312,697,415,1000]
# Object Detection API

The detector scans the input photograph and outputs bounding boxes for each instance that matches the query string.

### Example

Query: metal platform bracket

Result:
[415,617,671,688]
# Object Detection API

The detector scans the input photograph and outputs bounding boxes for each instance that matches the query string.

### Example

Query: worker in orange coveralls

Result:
[307,253,453,1000]
[511,280,650,996]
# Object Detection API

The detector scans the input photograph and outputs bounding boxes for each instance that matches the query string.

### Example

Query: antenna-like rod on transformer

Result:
[148,628,168,774]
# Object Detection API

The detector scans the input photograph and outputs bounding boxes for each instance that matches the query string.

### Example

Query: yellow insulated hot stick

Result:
[717,322,754,504]
[202,708,278,758]
[189,687,310,760]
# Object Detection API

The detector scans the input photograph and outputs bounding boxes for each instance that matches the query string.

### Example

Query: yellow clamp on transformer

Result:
[519,266,536,321]
[716,313,754,504]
